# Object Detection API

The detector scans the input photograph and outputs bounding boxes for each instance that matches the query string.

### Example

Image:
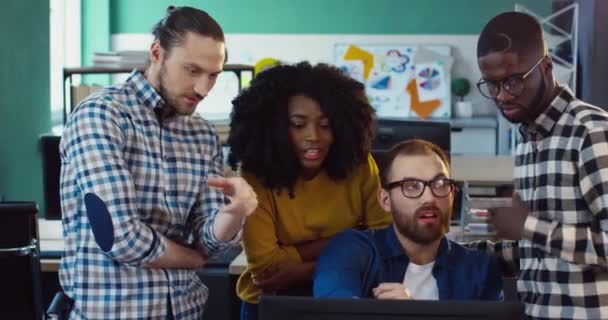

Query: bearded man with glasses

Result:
[471,12,608,320]
[312,139,503,301]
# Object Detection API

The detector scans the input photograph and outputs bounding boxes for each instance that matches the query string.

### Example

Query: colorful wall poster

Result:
[334,44,452,119]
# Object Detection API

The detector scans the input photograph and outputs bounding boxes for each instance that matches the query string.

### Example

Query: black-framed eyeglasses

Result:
[476,56,545,99]
[385,177,456,199]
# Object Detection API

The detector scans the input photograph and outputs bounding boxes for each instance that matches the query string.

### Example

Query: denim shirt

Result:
[313,226,503,300]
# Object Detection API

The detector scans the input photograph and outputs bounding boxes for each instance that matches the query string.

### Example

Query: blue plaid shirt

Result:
[59,71,239,319]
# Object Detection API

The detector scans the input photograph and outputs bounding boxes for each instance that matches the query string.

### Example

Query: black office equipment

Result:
[196,245,243,320]
[259,296,525,320]
[40,135,62,220]
[372,118,451,164]
[0,202,43,320]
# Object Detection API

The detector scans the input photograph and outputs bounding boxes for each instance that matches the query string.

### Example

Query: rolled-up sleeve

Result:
[189,130,241,257]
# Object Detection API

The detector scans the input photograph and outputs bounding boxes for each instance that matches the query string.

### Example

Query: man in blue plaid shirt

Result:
[473,12,608,319]
[59,6,258,319]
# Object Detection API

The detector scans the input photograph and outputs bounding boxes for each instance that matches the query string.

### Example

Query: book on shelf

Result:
[93,51,148,69]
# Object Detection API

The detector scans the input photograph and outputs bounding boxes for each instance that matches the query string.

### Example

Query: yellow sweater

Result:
[236,154,392,303]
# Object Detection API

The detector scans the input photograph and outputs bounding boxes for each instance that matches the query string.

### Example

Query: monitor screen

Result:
[40,135,62,220]
[259,296,524,320]
[372,118,451,163]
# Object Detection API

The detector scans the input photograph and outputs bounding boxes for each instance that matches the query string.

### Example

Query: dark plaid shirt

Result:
[477,86,608,319]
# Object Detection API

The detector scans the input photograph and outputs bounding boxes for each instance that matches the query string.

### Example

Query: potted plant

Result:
[451,78,472,118]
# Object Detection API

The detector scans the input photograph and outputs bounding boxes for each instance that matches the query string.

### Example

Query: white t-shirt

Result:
[402,261,439,300]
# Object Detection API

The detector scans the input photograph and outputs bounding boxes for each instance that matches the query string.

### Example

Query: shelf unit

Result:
[515,3,578,92]
[62,64,254,124]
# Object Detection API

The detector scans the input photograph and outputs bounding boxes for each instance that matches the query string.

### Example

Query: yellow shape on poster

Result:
[407,79,441,119]
[343,45,374,80]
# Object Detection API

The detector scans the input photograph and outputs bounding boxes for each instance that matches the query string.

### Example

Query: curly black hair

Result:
[227,61,376,196]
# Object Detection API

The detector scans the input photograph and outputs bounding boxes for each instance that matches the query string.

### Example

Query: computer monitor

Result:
[40,135,62,220]
[259,296,524,320]
[372,117,451,163]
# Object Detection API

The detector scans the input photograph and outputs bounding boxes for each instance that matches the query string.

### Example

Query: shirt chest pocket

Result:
[168,147,206,213]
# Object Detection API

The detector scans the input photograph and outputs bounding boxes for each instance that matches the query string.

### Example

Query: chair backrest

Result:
[0,202,43,320]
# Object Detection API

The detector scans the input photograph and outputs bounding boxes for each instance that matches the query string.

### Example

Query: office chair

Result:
[0,201,43,320]
[46,291,73,320]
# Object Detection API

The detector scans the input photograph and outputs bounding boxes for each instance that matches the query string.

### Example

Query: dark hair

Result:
[379,139,450,187]
[151,6,224,52]
[227,61,376,196]
[477,12,545,60]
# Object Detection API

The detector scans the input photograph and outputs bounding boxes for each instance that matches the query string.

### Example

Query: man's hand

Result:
[253,262,315,293]
[372,283,412,300]
[208,177,258,218]
[489,193,528,240]
[208,177,258,242]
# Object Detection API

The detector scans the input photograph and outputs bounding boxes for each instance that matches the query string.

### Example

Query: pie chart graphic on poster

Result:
[418,67,441,91]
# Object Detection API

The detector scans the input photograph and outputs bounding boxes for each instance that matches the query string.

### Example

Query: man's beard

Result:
[525,75,547,122]
[393,204,449,245]
[498,73,547,124]
[157,62,179,116]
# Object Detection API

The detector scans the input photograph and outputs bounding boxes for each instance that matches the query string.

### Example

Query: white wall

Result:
[113,33,498,117]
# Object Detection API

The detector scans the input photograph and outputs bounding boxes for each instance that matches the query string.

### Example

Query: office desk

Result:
[229,248,248,275]
[39,219,63,272]
[228,154,516,275]
[41,240,63,272]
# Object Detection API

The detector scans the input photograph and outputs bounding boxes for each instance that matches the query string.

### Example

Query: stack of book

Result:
[93,51,148,69]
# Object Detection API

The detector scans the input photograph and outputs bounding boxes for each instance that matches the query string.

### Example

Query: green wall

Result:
[78,0,552,70]
[81,0,111,84]
[78,0,554,69]
[109,0,553,35]
[0,0,50,210]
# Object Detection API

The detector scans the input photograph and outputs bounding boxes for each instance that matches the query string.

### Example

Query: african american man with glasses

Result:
[471,12,608,319]
[313,139,503,301]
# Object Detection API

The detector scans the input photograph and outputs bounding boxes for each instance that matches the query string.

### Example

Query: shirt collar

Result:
[380,225,453,269]
[520,85,574,138]
[126,70,166,113]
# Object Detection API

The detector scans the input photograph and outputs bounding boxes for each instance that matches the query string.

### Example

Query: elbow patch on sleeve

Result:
[84,193,115,252]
